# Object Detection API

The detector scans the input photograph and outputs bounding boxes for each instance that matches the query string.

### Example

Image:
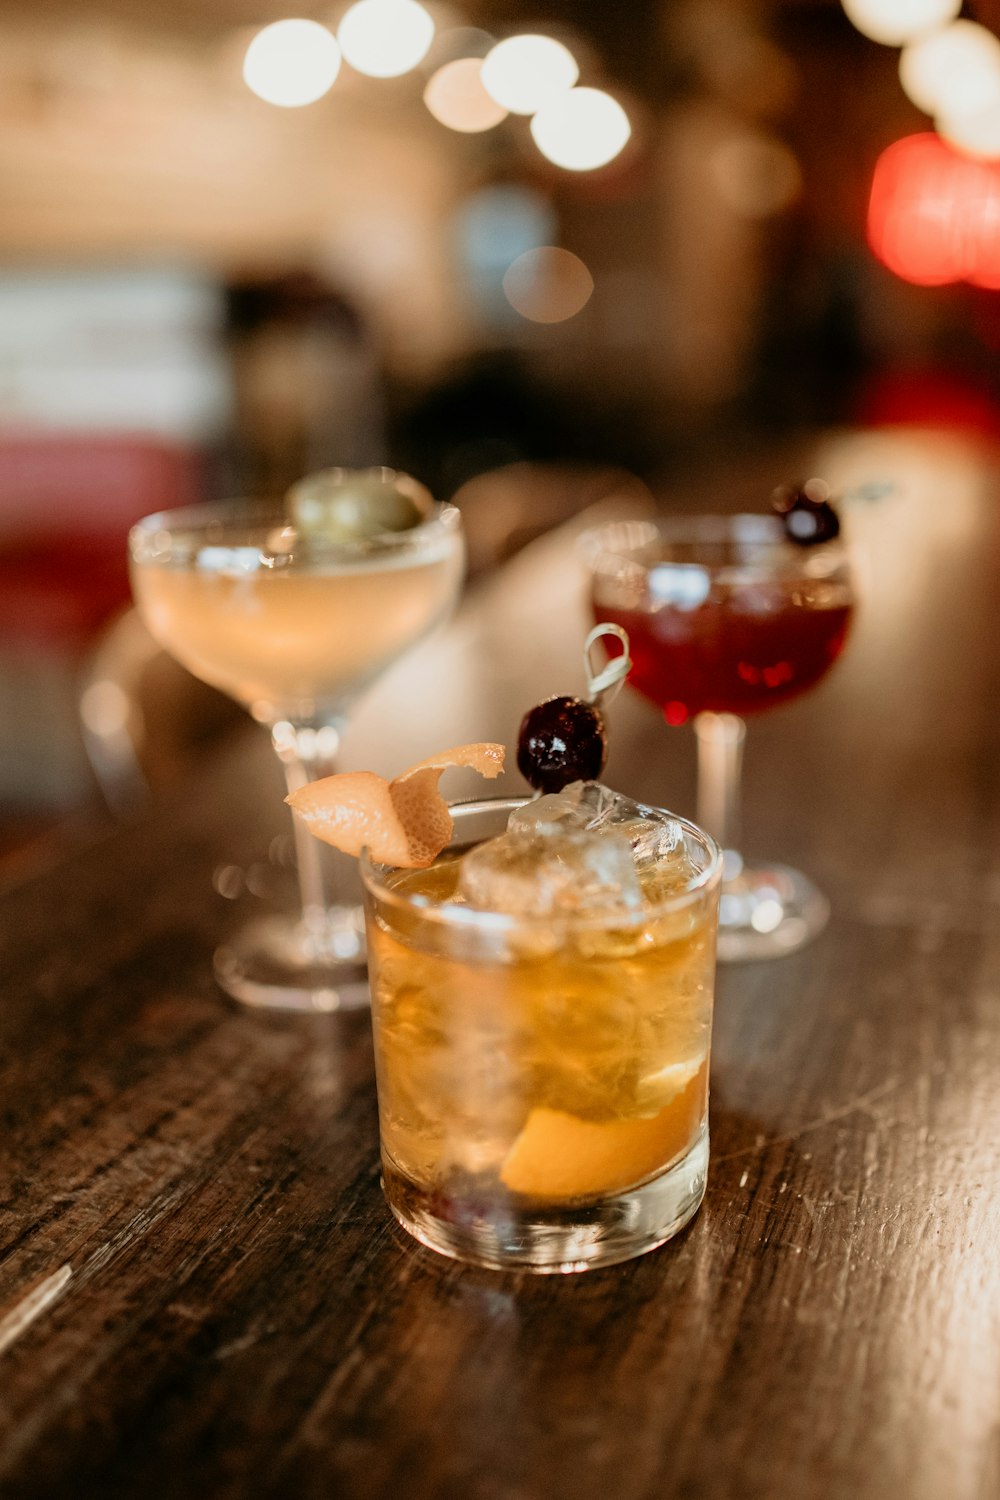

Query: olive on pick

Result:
[287,466,435,542]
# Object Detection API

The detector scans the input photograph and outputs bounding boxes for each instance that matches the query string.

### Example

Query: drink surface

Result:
[596,587,852,719]
[131,538,463,718]
[367,852,716,1206]
[590,527,853,719]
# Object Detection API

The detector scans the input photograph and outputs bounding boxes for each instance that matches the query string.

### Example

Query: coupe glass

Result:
[129,491,465,1011]
[586,514,855,961]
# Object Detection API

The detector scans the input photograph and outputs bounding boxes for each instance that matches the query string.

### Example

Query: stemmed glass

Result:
[585,514,855,961]
[129,481,464,1010]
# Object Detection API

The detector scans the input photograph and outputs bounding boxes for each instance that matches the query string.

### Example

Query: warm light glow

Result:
[709,133,802,218]
[900,21,1000,118]
[338,0,435,79]
[243,19,341,107]
[502,247,594,322]
[424,58,508,133]
[867,132,1000,288]
[841,0,960,47]
[480,34,578,116]
[80,679,130,737]
[530,88,631,172]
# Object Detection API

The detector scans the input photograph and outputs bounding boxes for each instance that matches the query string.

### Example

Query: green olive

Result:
[287,467,434,542]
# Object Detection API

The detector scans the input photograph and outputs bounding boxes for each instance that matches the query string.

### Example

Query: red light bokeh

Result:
[868,132,1000,289]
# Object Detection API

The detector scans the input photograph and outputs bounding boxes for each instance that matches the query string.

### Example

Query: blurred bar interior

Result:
[2,0,1000,869]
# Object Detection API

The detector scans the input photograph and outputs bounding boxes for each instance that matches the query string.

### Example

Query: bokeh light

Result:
[709,133,802,218]
[841,0,960,47]
[868,134,966,284]
[243,19,341,107]
[338,0,435,80]
[502,247,594,323]
[530,88,631,172]
[455,184,557,276]
[424,58,508,133]
[899,22,1000,118]
[480,35,578,116]
[938,105,1000,161]
[867,132,1000,287]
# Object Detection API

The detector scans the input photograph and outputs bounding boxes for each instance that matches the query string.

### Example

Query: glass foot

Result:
[382,1126,709,1273]
[214,907,370,1012]
[716,861,830,963]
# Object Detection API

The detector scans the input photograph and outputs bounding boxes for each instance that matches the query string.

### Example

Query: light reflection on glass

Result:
[649,566,712,610]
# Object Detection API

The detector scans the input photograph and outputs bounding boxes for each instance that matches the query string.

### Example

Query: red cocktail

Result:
[586,514,855,960]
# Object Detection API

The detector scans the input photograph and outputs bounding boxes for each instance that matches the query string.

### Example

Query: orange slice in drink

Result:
[286,741,505,868]
[500,1061,707,1200]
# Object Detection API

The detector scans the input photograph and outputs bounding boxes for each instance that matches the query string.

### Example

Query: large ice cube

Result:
[459,823,642,917]
[508,781,613,835]
[510,781,696,889]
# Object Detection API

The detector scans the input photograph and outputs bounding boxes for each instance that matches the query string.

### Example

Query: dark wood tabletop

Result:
[2,434,999,1500]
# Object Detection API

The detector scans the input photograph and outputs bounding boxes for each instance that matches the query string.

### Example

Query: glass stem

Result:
[271,718,346,949]
[693,712,746,879]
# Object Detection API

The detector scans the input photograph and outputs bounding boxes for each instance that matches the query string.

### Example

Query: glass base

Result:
[382,1125,709,1274]
[213,908,370,1013]
[716,861,830,963]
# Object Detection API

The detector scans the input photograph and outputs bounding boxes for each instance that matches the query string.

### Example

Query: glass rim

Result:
[578,512,848,579]
[360,794,723,934]
[128,495,462,563]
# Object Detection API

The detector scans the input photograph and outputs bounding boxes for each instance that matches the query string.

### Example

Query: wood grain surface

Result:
[1,433,999,1500]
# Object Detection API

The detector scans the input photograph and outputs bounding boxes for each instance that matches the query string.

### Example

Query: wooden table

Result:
[2,433,999,1499]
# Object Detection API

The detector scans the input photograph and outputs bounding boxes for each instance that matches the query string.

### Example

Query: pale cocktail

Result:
[129,476,465,1011]
[132,520,463,724]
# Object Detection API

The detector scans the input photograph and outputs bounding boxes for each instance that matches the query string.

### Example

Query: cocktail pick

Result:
[516,625,633,794]
[585,622,632,706]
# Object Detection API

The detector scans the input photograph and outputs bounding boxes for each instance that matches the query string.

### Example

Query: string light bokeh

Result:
[242,19,341,107]
[337,0,435,80]
[479,35,578,116]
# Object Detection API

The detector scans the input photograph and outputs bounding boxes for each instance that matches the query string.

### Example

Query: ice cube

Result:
[458,825,642,917]
[507,783,595,835]
[510,781,697,890]
[613,812,684,875]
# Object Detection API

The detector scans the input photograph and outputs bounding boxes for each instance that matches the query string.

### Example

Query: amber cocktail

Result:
[362,789,721,1273]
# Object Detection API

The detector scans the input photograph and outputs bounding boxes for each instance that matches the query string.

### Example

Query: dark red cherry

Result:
[517,695,607,794]
[771,480,841,546]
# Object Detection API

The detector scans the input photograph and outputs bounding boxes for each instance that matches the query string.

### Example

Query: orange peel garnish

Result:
[286,742,505,868]
[500,1063,707,1199]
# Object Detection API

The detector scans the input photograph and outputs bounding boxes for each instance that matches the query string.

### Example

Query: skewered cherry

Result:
[516,695,607,794]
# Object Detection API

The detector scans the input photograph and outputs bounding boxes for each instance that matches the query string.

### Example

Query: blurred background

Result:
[2,0,1000,875]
